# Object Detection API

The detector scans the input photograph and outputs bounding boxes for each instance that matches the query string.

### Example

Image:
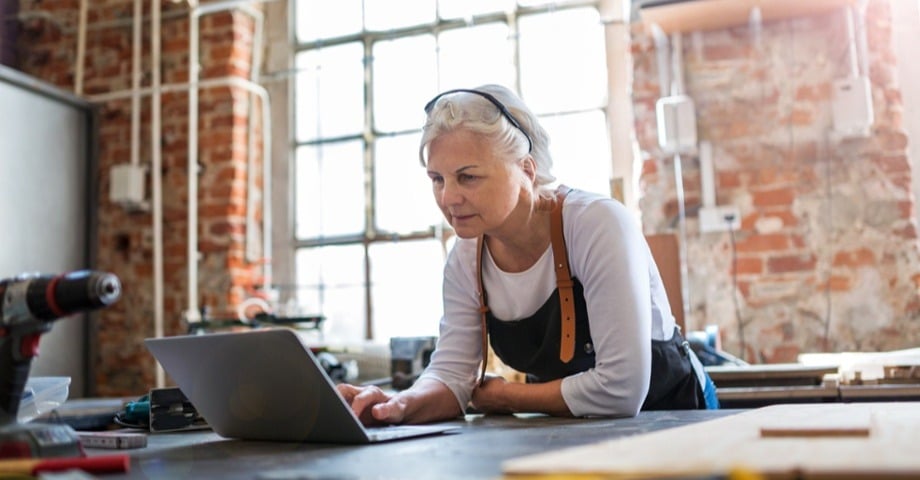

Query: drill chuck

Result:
[2,271,121,322]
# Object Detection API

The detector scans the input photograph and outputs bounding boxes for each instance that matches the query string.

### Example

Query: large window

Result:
[292,0,610,343]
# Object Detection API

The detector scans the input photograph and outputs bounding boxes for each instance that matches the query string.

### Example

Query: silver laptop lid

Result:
[145,328,370,443]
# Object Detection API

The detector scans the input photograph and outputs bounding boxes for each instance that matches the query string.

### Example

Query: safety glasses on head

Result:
[423,89,533,154]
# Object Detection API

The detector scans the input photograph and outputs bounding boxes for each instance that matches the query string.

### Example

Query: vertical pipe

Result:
[75,0,88,95]
[669,32,684,96]
[151,0,165,389]
[844,6,860,77]
[673,153,690,322]
[187,3,201,324]
[651,24,670,99]
[244,9,264,272]
[699,141,716,208]
[131,0,141,167]
[603,0,640,211]
[252,9,273,295]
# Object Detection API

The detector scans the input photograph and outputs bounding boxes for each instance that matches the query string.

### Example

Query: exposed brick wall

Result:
[14,0,264,396]
[633,0,920,363]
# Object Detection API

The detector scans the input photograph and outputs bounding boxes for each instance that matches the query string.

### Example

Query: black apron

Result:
[485,279,706,411]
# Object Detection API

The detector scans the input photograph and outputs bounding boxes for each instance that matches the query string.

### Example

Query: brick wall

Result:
[633,0,920,362]
[15,0,264,395]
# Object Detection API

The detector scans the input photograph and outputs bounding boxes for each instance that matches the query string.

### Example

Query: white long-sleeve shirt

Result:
[418,189,677,417]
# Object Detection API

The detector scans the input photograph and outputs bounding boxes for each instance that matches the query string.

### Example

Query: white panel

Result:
[0,68,90,397]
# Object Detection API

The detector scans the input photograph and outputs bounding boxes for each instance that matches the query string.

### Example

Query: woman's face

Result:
[426,129,532,239]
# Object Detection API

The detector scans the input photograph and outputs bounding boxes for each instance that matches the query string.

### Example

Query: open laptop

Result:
[144,328,459,444]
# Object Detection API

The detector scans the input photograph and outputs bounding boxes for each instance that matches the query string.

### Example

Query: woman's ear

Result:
[519,156,537,183]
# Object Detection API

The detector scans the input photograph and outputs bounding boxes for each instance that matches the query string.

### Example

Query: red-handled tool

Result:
[0,453,130,475]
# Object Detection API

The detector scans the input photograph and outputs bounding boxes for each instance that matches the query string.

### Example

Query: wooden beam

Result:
[639,0,855,34]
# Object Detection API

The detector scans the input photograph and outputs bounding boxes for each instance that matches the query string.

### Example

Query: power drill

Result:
[0,270,121,458]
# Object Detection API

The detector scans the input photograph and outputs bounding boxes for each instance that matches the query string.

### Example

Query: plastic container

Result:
[17,376,71,423]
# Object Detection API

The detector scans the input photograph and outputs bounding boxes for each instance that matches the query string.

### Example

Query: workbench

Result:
[83,409,737,479]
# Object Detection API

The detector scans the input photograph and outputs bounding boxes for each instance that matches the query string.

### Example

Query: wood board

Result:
[502,402,920,479]
[638,0,854,34]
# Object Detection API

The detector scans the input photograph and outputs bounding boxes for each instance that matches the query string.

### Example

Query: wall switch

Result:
[831,75,874,139]
[110,164,147,208]
[699,205,740,233]
[656,94,698,154]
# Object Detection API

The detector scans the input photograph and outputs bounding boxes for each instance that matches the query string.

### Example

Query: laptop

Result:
[144,328,459,444]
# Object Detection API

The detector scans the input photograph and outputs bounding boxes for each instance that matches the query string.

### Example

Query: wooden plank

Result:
[760,426,870,438]
[706,363,838,382]
[502,402,920,479]
[645,234,683,332]
[639,0,855,34]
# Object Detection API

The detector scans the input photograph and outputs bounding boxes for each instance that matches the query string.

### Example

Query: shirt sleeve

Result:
[559,196,653,417]
[416,239,482,412]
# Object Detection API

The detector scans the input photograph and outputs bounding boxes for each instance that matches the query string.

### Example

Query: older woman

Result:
[337,84,718,425]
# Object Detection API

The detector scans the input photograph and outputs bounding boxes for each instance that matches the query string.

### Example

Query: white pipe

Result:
[844,6,860,78]
[195,0,263,18]
[699,141,716,208]
[749,7,762,51]
[187,1,201,324]
[74,0,87,95]
[854,1,870,78]
[86,2,275,324]
[131,0,142,167]
[189,2,273,299]
[87,75,273,314]
[673,153,690,323]
[670,31,684,96]
[245,8,265,267]
[151,0,165,389]
[651,24,670,99]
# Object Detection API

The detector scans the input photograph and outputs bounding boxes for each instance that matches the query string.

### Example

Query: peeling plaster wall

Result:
[632,0,920,362]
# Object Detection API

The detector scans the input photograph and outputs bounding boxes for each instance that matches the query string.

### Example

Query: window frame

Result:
[286,0,609,341]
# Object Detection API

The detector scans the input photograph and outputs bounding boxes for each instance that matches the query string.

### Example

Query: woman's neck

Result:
[484,197,554,273]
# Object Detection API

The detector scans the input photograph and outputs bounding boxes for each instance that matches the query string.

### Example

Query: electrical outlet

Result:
[699,205,740,233]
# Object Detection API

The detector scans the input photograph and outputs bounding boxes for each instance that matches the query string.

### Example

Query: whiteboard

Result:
[0,65,95,397]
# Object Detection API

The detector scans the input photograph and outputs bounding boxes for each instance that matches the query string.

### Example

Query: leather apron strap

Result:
[476,236,490,386]
[550,186,575,363]
[475,185,575,386]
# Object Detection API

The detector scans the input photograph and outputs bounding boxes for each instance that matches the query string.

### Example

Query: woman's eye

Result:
[458,174,476,182]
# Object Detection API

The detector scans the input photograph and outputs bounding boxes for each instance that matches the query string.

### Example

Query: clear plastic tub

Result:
[17,376,71,423]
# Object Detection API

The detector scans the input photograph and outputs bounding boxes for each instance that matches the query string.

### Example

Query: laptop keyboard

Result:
[365,425,456,442]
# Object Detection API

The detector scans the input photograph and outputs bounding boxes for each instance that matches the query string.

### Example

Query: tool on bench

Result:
[0,270,121,459]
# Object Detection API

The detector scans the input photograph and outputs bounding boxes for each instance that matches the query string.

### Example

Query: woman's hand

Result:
[336,383,409,426]
[470,375,515,414]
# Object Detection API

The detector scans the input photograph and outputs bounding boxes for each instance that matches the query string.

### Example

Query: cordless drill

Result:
[0,270,121,458]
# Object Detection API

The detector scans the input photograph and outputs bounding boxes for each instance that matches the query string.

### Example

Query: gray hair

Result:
[418,84,555,189]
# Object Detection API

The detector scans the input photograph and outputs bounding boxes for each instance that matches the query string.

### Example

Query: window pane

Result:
[373,35,437,132]
[296,245,367,342]
[519,8,607,113]
[540,110,611,196]
[438,0,514,19]
[295,1,363,42]
[365,0,436,31]
[295,43,365,142]
[437,23,515,91]
[370,240,444,340]
[295,140,365,239]
[375,133,444,233]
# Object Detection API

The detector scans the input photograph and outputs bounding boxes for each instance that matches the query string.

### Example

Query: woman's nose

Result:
[439,181,462,206]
